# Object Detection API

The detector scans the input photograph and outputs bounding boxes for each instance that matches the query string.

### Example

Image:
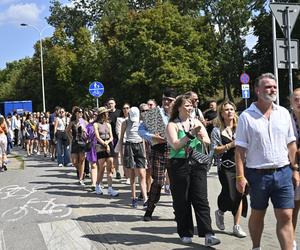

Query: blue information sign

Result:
[240,73,250,84]
[89,82,104,97]
[242,89,250,99]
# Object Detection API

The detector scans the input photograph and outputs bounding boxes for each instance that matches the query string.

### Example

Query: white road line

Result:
[0,230,7,250]
[39,220,93,250]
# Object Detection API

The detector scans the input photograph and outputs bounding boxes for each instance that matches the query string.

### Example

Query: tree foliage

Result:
[1,0,299,111]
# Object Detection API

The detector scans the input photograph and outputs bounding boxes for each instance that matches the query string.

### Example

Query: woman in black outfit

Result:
[210,101,248,238]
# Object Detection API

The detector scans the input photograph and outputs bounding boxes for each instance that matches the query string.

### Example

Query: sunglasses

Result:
[141,110,149,113]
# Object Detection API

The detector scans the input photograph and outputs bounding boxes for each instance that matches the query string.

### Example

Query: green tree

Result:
[96,2,213,104]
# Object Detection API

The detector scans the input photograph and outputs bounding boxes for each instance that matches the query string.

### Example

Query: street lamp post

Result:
[21,23,49,113]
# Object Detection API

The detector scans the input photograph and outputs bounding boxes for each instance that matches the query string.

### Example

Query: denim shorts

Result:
[245,165,294,210]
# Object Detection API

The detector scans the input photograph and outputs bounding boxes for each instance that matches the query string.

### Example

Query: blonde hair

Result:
[215,101,238,131]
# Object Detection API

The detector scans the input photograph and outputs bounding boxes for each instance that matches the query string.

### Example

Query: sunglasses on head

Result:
[163,97,175,102]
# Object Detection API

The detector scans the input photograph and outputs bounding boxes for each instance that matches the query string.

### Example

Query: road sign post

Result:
[89,82,105,108]
[270,3,300,96]
[240,74,250,109]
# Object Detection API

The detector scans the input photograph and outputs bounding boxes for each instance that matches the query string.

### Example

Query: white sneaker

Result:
[79,180,85,186]
[215,209,225,230]
[205,234,221,247]
[180,237,192,244]
[233,224,247,238]
[107,187,119,197]
[125,178,130,185]
[58,163,63,167]
[95,184,103,195]
[293,240,298,250]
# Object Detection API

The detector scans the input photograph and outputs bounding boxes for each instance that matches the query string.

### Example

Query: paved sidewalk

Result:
[72,166,300,250]
[2,148,299,250]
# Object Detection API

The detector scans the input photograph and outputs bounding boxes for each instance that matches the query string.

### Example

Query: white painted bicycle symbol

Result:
[0,185,38,200]
[1,198,72,222]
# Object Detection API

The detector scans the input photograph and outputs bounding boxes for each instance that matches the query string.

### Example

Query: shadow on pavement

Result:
[83,233,211,249]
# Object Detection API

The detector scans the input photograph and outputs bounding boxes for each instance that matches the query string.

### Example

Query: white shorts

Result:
[0,133,7,156]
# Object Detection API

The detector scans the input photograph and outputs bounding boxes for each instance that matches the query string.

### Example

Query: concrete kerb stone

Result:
[7,151,24,170]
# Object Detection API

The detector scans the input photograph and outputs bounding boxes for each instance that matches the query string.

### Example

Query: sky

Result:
[0,0,68,69]
[0,0,258,70]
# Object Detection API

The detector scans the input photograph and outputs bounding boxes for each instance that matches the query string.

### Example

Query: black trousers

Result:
[14,129,19,146]
[168,158,214,238]
[217,167,248,217]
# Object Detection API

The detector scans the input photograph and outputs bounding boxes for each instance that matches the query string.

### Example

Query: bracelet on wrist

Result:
[236,175,244,181]
[185,131,195,140]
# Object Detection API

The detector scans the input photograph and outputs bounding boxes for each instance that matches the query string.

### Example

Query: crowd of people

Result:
[0,72,300,249]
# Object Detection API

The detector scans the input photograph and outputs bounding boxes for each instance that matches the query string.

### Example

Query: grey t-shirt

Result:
[125,119,143,143]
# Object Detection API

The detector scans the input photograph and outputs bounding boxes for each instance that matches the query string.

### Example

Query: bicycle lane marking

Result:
[0,230,7,250]
[38,220,94,250]
[1,198,72,222]
[0,185,39,200]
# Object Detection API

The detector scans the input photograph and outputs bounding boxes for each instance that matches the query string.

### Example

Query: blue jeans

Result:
[245,165,294,210]
[56,138,70,165]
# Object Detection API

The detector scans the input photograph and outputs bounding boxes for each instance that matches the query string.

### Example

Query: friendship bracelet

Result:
[236,175,244,180]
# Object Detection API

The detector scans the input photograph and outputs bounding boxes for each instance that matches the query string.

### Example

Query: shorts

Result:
[71,142,85,154]
[245,165,294,210]
[96,142,114,159]
[124,142,145,168]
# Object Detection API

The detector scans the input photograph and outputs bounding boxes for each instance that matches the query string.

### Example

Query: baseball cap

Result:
[129,107,140,122]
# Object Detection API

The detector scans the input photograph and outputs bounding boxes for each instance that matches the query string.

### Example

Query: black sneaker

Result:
[137,192,143,201]
[143,210,152,221]
[3,164,7,171]
[116,172,122,179]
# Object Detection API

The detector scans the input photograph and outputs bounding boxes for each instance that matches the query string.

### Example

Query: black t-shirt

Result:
[204,109,217,136]
[204,109,217,121]
[109,109,121,139]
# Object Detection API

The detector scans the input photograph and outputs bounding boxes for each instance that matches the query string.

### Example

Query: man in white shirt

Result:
[235,73,300,250]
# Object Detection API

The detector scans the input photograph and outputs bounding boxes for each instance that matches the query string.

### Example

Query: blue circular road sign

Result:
[240,73,250,84]
[89,82,104,97]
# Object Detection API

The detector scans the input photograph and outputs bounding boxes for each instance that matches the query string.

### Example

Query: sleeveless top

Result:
[97,122,110,140]
[71,122,85,143]
[170,129,204,159]
[56,117,66,131]
[220,133,235,168]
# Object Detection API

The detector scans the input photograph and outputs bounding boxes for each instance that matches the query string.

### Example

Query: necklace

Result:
[179,118,192,133]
